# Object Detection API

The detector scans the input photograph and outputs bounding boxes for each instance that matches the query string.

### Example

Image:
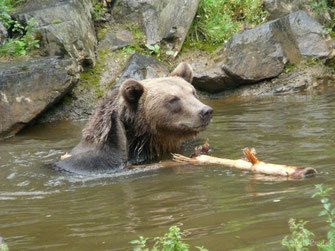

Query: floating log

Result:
[172,141,317,179]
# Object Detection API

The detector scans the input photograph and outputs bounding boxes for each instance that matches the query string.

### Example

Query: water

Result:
[1,89,335,250]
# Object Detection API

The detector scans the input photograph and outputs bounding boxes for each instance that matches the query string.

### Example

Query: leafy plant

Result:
[281,219,315,251]
[145,44,161,56]
[312,184,335,249]
[0,0,40,57]
[91,0,108,22]
[130,225,208,251]
[165,50,175,56]
[282,184,335,250]
[0,18,40,56]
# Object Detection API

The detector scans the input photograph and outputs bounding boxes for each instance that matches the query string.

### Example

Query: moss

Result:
[181,39,222,54]
[52,19,62,24]
[97,26,109,41]
[304,57,323,66]
[80,48,111,97]
[285,63,297,73]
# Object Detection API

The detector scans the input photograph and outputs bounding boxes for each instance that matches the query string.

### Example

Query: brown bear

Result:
[56,63,213,174]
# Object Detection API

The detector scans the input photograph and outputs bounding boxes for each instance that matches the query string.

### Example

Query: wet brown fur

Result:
[57,63,212,173]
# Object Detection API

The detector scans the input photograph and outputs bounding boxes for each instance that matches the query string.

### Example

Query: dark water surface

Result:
[1,89,335,250]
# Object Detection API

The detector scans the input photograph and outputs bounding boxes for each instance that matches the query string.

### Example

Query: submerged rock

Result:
[0,57,79,138]
[112,0,200,54]
[223,11,330,84]
[14,0,97,66]
[115,52,169,88]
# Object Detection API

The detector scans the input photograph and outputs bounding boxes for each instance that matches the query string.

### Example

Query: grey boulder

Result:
[0,22,8,46]
[98,30,134,51]
[0,57,79,138]
[113,0,200,54]
[223,11,330,84]
[115,52,169,88]
[14,0,97,66]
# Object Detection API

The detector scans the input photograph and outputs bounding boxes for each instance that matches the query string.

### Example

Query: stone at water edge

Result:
[222,10,331,84]
[190,56,237,93]
[0,57,80,139]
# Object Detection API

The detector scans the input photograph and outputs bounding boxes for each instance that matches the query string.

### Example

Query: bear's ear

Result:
[170,62,193,83]
[121,79,144,104]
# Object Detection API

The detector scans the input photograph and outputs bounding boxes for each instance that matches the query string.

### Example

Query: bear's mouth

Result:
[179,120,211,132]
[156,120,212,136]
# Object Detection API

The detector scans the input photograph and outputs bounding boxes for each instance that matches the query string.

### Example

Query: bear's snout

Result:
[199,106,214,123]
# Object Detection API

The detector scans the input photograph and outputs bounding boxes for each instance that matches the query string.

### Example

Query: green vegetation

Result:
[282,219,315,250]
[185,0,268,51]
[311,0,335,31]
[285,63,297,73]
[282,184,335,250]
[80,49,110,98]
[130,226,208,251]
[0,0,40,57]
[52,19,63,24]
[0,243,8,251]
[91,0,108,22]
[119,24,175,64]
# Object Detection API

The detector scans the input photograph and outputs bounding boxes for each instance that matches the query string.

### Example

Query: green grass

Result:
[185,0,268,50]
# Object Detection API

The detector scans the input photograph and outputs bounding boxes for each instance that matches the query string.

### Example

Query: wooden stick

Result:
[172,144,317,179]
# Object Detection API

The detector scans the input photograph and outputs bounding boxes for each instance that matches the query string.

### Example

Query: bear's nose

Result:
[199,106,214,122]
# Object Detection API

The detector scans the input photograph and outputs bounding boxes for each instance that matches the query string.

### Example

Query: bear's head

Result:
[119,63,213,160]
[83,63,213,164]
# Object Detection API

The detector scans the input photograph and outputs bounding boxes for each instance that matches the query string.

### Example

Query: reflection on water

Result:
[1,89,335,250]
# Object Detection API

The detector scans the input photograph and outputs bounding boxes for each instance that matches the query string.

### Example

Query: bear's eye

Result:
[192,90,198,97]
[166,96,181,113]
[169,96,180,104]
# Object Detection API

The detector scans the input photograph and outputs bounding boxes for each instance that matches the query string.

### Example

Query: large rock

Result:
[223,62,335,97]
[39,52,169,122]
[98,30,134,51]
[0,22,8,45]
[0,57,80,138]
[112,0,200,54]
[176,52,235,93]
[264,0,333,24]
[263,0,300,20]
[14,0,97,66]
[115,52,169,88]
[223,11,331,84]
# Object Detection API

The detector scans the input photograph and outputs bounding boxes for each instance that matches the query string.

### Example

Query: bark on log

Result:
[172,146,317,179]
